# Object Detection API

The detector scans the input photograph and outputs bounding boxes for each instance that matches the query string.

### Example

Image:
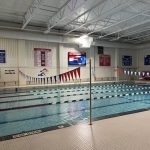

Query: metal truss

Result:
[22,0,42,29]
[111,27,150,40]
[64,0,138,35]
[97,13,150,40]
[123,30,150,42]
[88,2,150,35]
[62,0,107,33]
[44,0,91,33]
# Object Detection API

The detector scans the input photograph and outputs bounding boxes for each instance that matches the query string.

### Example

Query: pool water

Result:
[0,82,150,139]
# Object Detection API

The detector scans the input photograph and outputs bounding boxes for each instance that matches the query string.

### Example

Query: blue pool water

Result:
[0,82,150,138]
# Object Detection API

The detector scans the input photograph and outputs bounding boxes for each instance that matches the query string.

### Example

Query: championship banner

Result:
[34,48,52,67]
[99,55,111,66]
[122,55,132,66]
[0,49,6,63]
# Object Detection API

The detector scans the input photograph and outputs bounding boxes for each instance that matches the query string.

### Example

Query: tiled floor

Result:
[0,111,150,150]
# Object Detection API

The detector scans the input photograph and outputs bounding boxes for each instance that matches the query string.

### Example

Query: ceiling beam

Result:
[97,13,150,39]
[22,0,42,29]
[63,0,106,30]
[44,0,91,33]
[114,27,150,39]
[65,0,137,35]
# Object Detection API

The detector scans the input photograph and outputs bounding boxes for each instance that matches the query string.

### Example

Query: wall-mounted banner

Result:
[122,55,132,66]
[99,55,111,66]
[144,55,150,65]
[0,50,6,63]
[34,48,52,67]
[5,70,15,74]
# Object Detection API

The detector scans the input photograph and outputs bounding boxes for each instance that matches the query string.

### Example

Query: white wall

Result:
[1,29,148,86]
[19,40,59,85]
[0,38,18,83]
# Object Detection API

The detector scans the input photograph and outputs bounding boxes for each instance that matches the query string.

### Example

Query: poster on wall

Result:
[122,55,132,66]
[144,55,150,65]
[34,48,52,67]
[68,52,86,66]
[0,50,6,63]
[99,55,111,66]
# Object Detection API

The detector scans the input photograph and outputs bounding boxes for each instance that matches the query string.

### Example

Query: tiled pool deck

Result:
[0,110,150,150]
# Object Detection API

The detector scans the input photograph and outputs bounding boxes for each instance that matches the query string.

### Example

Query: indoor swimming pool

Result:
[0,82,150,140]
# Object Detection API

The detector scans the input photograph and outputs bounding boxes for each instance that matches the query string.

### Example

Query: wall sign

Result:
[34,48,52,67]
[99,55,111,66]
[5,70,15,74]
[122,55,132,66]
[144,55,150,65]
[0,50,6,63]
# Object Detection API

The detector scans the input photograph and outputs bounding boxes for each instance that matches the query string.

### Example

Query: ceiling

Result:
[1,0,150,44]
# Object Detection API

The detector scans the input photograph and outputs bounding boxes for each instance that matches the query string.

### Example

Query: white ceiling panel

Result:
[0,0,150,44]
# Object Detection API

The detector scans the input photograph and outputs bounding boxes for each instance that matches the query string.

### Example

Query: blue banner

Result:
[122,55,132,66]
[0,50,6,63]
[144,55,150,65]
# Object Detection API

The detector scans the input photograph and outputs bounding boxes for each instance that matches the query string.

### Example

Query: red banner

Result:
[64,73,67,81]
[73,69,77,78]
[99,55,111,66]
[59,74,62,82]
[70,70,74,80]
[76,67,80,78]
[61,74,64,82]
[67,72,70,80]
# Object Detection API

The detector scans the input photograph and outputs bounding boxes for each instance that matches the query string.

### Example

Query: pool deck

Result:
[0,110,150,150]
